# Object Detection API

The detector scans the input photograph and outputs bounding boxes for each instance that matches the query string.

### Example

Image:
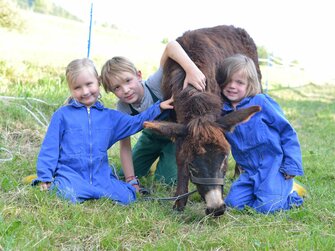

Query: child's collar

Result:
[68,98,104,110]
[223,96,252,111]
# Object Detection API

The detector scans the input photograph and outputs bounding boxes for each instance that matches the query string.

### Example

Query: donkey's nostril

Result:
[205,204,226,217]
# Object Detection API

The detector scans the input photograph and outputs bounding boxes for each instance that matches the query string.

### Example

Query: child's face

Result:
[69,70,100,107]
[109,71,144,105]
[222,69,248,107]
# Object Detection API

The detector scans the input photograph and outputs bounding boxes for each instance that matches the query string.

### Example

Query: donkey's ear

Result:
[144,121,187,139]
[217,106,261,132]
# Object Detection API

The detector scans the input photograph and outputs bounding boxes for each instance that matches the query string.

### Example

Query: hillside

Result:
[0,9,165,75]
[1,9,332,86]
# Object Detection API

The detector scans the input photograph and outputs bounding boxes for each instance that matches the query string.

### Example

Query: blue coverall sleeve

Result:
[109,101,162,143]
[35,111,62,184]
[262,95,304,176]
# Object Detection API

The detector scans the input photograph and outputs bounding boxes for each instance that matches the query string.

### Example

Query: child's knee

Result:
[254,203,277,213]
[253,197,285,213]
[119,194,136,205]
[114,185,137,205]
[224,195,244,210]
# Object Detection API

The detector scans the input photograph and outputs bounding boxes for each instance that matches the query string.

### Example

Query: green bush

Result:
[0,0,24,30]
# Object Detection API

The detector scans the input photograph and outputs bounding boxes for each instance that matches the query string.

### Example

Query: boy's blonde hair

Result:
[100,56,138,93]
[220,54,262,99]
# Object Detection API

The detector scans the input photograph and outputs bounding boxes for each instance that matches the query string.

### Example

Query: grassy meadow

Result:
[1,9,335,251]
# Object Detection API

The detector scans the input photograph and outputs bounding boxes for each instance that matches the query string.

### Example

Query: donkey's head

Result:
[144,89,261,216]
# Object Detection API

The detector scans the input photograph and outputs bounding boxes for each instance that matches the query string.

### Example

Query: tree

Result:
[257,46,270,65]
[0,0,24,30]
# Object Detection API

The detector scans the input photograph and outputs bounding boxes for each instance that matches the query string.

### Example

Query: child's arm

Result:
[110,100,173,144]
[34,111,62,188]
[119,137,140,192]
[161,40,206,91]
[263,96,304,177]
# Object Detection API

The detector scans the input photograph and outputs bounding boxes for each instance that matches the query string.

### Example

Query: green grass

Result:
[1,9,335,251]
[1,75,335,250]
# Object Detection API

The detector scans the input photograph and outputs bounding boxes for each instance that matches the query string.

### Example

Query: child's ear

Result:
[137,70,142,79]
[98,76,102,85]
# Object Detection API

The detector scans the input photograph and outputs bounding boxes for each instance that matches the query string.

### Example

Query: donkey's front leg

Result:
[173,151,190,211]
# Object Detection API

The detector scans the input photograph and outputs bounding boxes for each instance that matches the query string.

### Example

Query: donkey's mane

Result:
[175,88,230,159]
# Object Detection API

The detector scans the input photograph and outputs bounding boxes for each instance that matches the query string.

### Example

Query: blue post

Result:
[87,1,93,58]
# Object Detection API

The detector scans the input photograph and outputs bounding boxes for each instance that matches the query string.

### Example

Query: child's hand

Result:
[132,184,140,192]
[40,182,51,191]
[284,174,295,180]
[160,97,174,110]
[183,66,206,91]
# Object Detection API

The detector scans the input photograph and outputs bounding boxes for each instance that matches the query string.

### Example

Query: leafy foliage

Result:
[15,0,81,21]
[0,0,24,30]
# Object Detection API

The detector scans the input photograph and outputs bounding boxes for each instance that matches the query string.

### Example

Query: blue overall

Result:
[222,94,304,213]
[33,99,162,204]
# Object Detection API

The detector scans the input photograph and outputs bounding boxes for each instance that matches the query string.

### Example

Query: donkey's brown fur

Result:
[162,25,261,101]
[175,88,229,160]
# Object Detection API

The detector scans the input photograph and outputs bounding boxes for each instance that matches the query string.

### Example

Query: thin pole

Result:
[87,1,93,58]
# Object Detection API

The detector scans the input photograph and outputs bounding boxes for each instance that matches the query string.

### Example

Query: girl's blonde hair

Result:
[100,56,137,93]
[64,58,100,104]
[220,54,262,99]
[66,58,99,87]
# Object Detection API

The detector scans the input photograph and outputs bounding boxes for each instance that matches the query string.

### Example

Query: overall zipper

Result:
[87,107,93,184]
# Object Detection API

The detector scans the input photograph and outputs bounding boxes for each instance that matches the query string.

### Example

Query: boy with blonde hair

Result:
[101,40,206,191]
